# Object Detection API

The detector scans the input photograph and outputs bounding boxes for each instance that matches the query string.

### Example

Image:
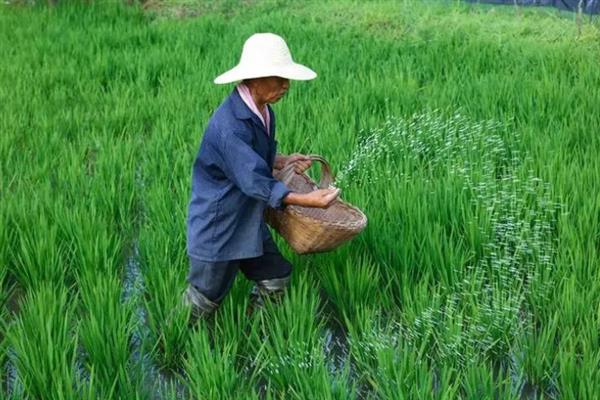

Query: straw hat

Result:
[214,33,317,84]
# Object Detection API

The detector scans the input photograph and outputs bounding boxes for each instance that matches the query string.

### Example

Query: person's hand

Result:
[284,188,340,208]
[284,154,312,174]
[304,188,341,208]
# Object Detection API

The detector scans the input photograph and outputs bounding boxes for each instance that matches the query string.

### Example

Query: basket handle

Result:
[279,154,334,189]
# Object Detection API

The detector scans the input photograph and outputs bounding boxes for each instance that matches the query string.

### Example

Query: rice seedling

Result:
[210,281,254,356]
[333,110,560,376]
[512,314,560,395]
[137,183,191,371]
[238,273,355,398]
[0,233,10,393]
[9,209,68,290]
[139,234,191,371]
[77,270,138,398]
[345,307,463,399]
[557,328,600,399]
[461,362,518,400]
[183,325,256,399]
[317,253,384,323]
[248,275,323,387]
[7,286,78,399]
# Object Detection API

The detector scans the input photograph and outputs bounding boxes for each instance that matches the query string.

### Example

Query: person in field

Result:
[185,33,340,319]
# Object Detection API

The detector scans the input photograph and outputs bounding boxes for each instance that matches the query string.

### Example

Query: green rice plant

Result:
[0,260,10,394]
[552,275,597,334]
[346,308,460,399]
[337,307,381,393]
[334,111,514,293]
[513,314,560,395]
[461,362,517,400]
[369,342,437,399]
[85,139,140,233]
[0,205,12,305]
[137,183,190,371]
[363,232,507,364]
[57,206,126,277]
[183,325,257,399]
[244,273,354,398]
[10,210,68,290]
[211,280,253,355]
[395,271,523,368]
[85,366,152,400]
[140,245,190,371]
[8,286,78,399]
[340,110,559,368]
[335,112,512,190]
[77,269,138,398]
[277,350,356,400]
[557,325,600,398]
[248,274,322,380]
[317,252,384,324]
[196,285,262,396]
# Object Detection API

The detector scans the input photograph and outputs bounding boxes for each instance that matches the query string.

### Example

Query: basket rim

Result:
[276,199,368,230]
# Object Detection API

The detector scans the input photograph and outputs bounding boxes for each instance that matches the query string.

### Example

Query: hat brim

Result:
[214,62,317,84]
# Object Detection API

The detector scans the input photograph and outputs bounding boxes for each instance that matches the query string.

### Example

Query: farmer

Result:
[185,33,340,319]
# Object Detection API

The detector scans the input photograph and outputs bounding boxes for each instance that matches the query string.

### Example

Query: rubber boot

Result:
[248,275,290,313]
[183,285,219,323]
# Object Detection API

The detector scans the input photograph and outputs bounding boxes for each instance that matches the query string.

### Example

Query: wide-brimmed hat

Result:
[214,33,317,84]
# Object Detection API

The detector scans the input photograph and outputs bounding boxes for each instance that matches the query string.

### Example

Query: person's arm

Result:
[218,130,339,209]
[219,130,290,209]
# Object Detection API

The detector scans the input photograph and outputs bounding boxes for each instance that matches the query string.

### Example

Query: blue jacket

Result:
[186,89,291,261]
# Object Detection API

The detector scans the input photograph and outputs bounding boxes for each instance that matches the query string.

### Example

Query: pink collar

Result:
[236,82,270,135]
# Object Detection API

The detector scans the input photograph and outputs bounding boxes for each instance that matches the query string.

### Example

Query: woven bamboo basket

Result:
[265,155,367,254]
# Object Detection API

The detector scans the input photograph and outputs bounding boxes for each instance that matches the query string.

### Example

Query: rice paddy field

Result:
[1,0,600,398]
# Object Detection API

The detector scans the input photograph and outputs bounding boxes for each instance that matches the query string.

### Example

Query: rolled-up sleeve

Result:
[219,130,291,209]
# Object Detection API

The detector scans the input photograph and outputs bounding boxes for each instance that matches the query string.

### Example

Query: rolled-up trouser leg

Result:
[185,257,240,319]
[240,235,293,308]
[183,285,219,320]
[249,275,291,307]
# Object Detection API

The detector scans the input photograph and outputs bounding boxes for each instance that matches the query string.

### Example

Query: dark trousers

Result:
[187,236,292,303]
